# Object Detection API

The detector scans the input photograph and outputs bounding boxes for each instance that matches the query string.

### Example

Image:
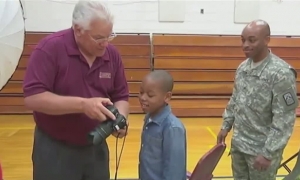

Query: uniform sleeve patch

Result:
[283,92,295,106]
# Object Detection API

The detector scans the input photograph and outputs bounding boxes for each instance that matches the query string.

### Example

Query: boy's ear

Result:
[164,91,172,103]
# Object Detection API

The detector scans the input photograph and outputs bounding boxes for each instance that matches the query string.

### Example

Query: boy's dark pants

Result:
[32,126,110,180]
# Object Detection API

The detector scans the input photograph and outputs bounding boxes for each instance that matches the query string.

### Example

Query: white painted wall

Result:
[23,0,300,36]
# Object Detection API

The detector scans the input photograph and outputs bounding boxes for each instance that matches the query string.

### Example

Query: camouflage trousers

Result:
[231,150,282,180]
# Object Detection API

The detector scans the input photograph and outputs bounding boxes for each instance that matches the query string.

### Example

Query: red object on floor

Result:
[0,162,2,180]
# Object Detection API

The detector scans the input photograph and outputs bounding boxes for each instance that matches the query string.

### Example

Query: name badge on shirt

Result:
[99,72,111,79]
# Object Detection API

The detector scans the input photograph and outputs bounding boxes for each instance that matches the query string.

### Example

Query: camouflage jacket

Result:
[222,52,298,160]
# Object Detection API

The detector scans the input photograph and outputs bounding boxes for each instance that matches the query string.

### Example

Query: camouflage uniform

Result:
[221,52,298,180]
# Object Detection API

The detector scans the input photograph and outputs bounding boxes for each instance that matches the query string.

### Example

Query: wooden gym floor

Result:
[0,114,299,180]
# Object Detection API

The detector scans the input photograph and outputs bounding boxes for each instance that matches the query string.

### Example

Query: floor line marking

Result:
[0,127,33,130]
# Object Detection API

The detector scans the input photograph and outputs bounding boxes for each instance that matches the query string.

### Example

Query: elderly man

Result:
[217,19,298,180]
[23,1,129,180]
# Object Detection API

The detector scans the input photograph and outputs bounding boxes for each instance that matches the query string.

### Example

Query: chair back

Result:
[189,143,226,180]
[282,150,300,180]
[0,162,3,180]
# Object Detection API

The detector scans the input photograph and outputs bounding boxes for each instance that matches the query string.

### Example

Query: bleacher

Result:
[1,32,300,117]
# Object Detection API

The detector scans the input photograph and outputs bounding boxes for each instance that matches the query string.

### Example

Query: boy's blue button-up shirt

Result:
[138,105,187,180]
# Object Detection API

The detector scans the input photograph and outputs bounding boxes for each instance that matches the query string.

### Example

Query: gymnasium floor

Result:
[0,114,299,180]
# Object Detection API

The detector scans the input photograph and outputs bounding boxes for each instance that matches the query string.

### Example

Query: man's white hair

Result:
[72,0,114,30]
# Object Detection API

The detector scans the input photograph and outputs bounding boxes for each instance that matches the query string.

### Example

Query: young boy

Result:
[138,70,187,180]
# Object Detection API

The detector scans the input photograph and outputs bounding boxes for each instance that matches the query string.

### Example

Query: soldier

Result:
[217,19,298,180]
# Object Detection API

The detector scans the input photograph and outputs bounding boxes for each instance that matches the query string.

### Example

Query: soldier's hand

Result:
[217,129,228,144]
[253,155,271,171]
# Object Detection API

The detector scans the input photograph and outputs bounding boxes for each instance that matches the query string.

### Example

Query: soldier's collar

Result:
[244,52,272,77]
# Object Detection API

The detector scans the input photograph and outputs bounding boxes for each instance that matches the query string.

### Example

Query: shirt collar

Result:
[243,50,272,77]
[144,104,172,125]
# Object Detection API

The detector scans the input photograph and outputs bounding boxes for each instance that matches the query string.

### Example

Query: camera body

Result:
[88,105,127,145]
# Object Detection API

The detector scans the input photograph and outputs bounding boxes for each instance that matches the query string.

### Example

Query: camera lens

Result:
[88,121,114,145]
[106,105,119,116]
[87,105,127,145]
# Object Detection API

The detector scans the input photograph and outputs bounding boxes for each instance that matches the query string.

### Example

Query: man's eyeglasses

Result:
[89,32,117,43]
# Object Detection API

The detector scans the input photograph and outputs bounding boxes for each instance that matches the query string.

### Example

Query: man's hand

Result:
[82,98,116,122]
[253,154,271,171]
[112,121,129,138]
[112,129,127,138]
[217,129,228,144]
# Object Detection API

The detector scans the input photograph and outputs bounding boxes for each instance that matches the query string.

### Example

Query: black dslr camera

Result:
[87,105,127,145]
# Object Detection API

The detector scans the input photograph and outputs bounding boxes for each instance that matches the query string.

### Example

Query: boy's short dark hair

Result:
[148,70,174,92]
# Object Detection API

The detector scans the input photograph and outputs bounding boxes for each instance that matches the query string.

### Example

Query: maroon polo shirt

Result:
[23,28,129,146]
